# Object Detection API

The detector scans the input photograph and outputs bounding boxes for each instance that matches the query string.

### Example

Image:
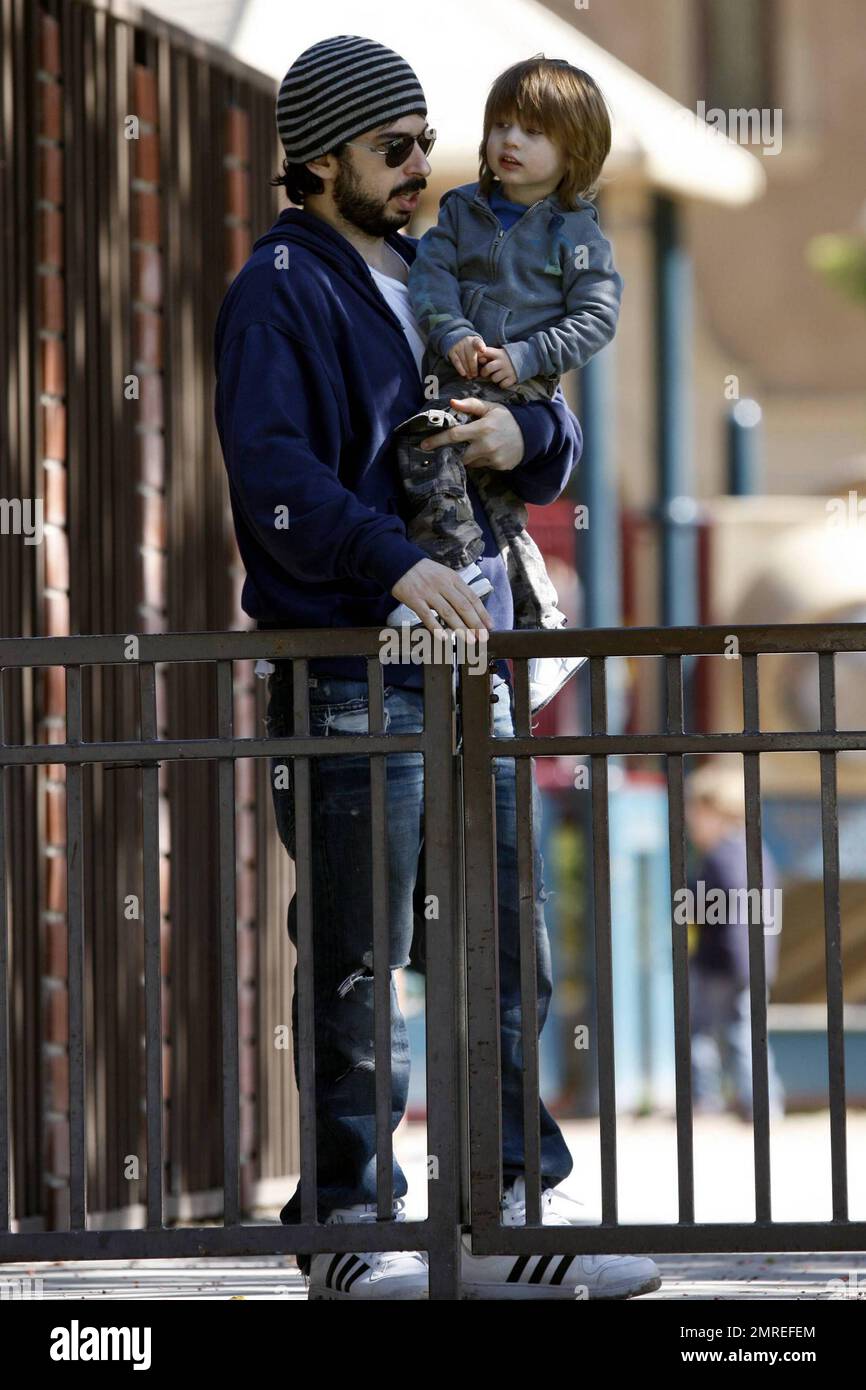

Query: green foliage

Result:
[807,233,866,305]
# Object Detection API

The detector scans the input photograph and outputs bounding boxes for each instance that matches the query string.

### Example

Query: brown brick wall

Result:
[2,0,288,1231]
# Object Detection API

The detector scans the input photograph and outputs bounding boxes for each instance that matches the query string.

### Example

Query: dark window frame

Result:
[697,0,778,119]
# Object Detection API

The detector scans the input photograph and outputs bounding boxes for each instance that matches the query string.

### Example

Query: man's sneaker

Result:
[306,1197,428,1301]
[501,1175,590,1226]
[457,1177,662,1300]
[528,653,587,713]
[386,563,493,628]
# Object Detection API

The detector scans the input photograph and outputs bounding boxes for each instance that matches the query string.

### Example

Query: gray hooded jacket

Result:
[408,180,623,384]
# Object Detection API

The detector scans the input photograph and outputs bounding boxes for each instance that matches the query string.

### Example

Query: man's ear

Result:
[305,152,338,184]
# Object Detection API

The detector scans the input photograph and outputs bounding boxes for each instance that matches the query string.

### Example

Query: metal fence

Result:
[1,621,865,1298]
[462,622,866,1262]
[0,627,466,1298]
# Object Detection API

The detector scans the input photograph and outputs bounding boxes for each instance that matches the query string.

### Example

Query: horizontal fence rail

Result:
[1,623,865,1296]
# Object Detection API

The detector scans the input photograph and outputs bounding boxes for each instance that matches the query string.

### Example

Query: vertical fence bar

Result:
[291,658,318,1225]
[216,660,239,1225]
[366,656,393,1220]
[665,655,695,1223]
[92,5,120,1225]
[0,673,8,1230]
[818,652,848,1220]
[589,656,617,1224]
[741,652,771,1222]
[423,657,462,1299]
[65,664,86,1228]
[453,662,472,1233]
[512,657,541,1226]
[461,649,502,1230]
[139,662,164,1227]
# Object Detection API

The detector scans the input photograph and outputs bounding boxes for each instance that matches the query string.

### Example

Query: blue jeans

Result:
[689,962,786,1115]
[265,666,573,1258]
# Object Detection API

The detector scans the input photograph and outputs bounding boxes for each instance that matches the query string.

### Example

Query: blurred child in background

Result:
[685,763,786,1121]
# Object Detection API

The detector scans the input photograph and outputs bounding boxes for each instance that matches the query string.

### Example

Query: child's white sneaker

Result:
[394,406,457,440]
[528,653,587,713]
[386,562,492,628]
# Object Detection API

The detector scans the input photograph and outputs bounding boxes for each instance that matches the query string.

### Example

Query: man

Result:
[214,33,660,1300]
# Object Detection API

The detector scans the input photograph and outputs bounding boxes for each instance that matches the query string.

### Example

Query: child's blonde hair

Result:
[478,55,613,208]
[686,762,747,822]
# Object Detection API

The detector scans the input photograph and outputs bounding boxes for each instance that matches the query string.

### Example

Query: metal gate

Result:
[0,627,466,1297]
[1,622,865,1300]
[462,622,866,1261]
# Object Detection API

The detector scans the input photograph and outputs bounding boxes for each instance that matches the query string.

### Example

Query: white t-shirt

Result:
[368,260,426,379]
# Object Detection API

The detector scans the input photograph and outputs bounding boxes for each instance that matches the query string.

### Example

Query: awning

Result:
[224,0,765,206]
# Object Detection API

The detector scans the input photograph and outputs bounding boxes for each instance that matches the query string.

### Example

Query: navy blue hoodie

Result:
[688,831,781,987]
[213,206,582,689]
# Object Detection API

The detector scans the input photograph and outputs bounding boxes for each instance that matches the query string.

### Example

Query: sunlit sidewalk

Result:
[0,1251,863,1299]
[2,1112,864,1299]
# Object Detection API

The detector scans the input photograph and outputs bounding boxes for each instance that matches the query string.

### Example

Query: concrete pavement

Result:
[2,1111,864,1299]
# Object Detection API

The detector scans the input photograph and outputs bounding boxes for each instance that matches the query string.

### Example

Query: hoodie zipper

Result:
[472,191,548,280]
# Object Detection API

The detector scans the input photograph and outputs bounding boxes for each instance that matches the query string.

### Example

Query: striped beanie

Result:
[275,35,428,164]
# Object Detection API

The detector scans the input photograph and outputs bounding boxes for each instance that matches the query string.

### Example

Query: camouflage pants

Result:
[393,355,569,630]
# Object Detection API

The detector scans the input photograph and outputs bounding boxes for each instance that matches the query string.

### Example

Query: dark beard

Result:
[332,155,424,237]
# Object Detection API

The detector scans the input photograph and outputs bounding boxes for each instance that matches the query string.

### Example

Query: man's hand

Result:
[390,558,494,636]
[447,335,487,379]
[478,345,518,389]
[419,397,525,470]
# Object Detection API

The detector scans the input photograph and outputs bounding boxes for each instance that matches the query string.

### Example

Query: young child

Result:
[685,763,786,1120]
[386,55,624,712]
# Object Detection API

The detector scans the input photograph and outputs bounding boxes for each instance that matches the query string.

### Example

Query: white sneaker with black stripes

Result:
[528,653,587,713]
[306,1198,428,1300]
[458,1177,661,1300]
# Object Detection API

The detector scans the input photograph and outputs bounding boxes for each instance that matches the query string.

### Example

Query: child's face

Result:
[685,797,738,853]
[486,114,566,202]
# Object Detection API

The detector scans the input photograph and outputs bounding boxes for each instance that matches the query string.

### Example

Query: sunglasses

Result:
[345,127,437,168]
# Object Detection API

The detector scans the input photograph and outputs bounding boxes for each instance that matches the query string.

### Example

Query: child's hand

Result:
[448,335,487,379]
[478,345,518,389]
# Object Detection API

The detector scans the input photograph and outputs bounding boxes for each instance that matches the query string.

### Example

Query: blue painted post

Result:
[572,317,624,1115]
[654,194,699,716]
[577,345,621,632]
[727,398,764,495]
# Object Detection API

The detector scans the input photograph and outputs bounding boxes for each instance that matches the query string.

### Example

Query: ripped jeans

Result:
[265,666,573,1254]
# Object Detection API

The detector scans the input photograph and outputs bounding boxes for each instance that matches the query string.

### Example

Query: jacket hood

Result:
[251,206,418,323]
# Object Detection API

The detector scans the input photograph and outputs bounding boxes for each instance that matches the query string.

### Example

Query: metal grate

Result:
[1,622,865,1300]
[461,622,866,1258]
[0,627,465,1298]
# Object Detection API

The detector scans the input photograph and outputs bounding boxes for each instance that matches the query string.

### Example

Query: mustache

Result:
[391,179,427,197]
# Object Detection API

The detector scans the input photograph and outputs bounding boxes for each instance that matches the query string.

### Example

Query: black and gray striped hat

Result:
[276,35,428,164]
